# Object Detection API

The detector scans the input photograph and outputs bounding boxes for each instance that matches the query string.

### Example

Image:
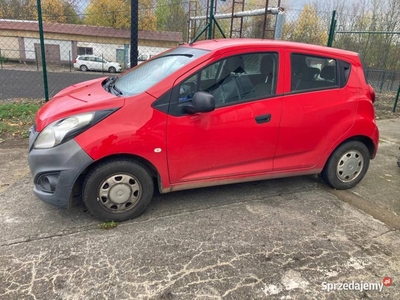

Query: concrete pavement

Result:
[0,119,399,299]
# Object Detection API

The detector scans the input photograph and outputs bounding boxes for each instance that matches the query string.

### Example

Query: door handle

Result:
[255,114,271,124]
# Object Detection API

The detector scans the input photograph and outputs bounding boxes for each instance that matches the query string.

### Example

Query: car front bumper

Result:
[28,128,94,208]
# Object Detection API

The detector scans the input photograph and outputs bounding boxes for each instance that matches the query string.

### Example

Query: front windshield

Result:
[114,47,208,96]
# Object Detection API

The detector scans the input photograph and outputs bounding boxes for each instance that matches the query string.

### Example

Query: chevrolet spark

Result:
[28,39,379,221]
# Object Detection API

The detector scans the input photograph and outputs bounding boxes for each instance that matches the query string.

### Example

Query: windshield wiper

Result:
[104,76,116,92]
[104,76,122,95]
[111,84,123,96]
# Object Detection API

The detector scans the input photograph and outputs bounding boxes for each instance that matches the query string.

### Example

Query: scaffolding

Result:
[188,0,283,43]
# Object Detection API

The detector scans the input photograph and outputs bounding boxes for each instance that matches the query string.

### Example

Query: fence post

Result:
[130,0,139,68]
[393,84,400,113]
[389,72,394,91]
[0,48,2,69]
[69,51,71,72]
[379,70,386,93]
[37,0,49,102]
[327,10,337,47]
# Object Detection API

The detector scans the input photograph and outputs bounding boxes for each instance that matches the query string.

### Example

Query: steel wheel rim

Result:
[336,150,364,183]
[97,173,141,213]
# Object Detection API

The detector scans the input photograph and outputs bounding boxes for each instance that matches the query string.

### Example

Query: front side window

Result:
[178,52,278,107]
[114,47,208,96]
[291,53,337,92]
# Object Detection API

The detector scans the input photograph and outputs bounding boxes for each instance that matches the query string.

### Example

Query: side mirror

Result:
[185,91,215,114]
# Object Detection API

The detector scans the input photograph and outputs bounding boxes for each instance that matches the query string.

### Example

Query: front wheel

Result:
[321,141,370,190]
[83,159,154,221]
[108,66,116,73]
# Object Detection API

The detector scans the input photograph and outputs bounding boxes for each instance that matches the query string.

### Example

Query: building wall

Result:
[0,36,20,59]
[0,28,179,63]
[24,38,72,61]
[76,41,170,62]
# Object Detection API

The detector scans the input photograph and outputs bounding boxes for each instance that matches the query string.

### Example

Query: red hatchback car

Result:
[28,39,379,221]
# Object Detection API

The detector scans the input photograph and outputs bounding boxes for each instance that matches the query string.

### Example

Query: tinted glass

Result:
[291,53,337,92]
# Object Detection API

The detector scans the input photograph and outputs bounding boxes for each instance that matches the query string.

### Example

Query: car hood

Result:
[35,77,124,131]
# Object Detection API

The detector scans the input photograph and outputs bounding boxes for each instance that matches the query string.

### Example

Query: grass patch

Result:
[0,99,42,139]
[98,220,119,230]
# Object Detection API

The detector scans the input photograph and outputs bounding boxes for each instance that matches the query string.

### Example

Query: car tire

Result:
[108,66,116,73]
[321,141,370,190]
[80,65,88,72]
[82,158,154,221]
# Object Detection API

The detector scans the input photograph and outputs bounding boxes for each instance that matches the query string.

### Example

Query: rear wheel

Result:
[321,141,370,190]
[108,66,116,73]
[80,65,88,72]
[83,159,154,221]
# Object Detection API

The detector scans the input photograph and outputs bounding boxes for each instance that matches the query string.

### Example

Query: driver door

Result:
[166,53,283,184]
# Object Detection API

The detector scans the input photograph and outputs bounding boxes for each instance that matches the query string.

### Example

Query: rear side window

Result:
[291,54,337,92]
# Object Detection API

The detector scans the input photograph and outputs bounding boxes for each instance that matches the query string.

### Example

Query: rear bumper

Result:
[28,130,93,208]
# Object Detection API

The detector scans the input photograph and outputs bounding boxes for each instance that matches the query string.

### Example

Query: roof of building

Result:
[0,19,183,42]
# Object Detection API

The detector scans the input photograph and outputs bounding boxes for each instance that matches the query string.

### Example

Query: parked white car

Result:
[73,55,122,73]
[127,54,153,69]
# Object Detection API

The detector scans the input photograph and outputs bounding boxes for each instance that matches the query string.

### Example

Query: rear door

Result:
[166,52,284,184]
[274,51,357,171]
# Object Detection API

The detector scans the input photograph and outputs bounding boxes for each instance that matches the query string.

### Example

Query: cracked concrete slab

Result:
[0,119,399,299]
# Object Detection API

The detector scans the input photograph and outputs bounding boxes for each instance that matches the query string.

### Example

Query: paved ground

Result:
[0,69,105,99]
[0,119,399,299]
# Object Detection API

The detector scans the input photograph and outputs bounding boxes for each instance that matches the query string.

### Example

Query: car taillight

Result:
[73,59,77,63]
[368,85,375,103]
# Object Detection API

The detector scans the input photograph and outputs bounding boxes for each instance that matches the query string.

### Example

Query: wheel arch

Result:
[71,153,161,203]
[322,135,376,171]
[337,135,375,159]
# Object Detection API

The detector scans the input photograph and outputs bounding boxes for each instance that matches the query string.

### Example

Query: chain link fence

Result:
[0,0,399,110]
[0,0,184,100]
[331,8,400,113]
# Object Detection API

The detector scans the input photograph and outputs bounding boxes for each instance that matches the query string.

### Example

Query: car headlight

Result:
[34,110,117,149]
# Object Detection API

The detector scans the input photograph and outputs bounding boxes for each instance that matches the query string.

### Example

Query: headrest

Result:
[260,55,274,76]
[320,66,335,80]
[302,67,320,79]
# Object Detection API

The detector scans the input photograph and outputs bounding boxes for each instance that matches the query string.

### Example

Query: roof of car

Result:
[185,38,358,58]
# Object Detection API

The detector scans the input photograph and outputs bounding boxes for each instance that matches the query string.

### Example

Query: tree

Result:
[329,0,400,71]
[283,4,328,45]
[84,0,130,28]
[138,0,157,30]
[0,0,80,24]
[84,0,156,30]
[0,0,37,20]
[155,0,187,32]
[41,0,68,23]
[62,2,81,24]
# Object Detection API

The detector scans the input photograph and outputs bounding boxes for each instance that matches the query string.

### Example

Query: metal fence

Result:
[0,0,399,107]
[0,0,186,100]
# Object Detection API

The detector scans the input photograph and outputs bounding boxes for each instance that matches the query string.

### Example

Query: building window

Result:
[78,47,93,55]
